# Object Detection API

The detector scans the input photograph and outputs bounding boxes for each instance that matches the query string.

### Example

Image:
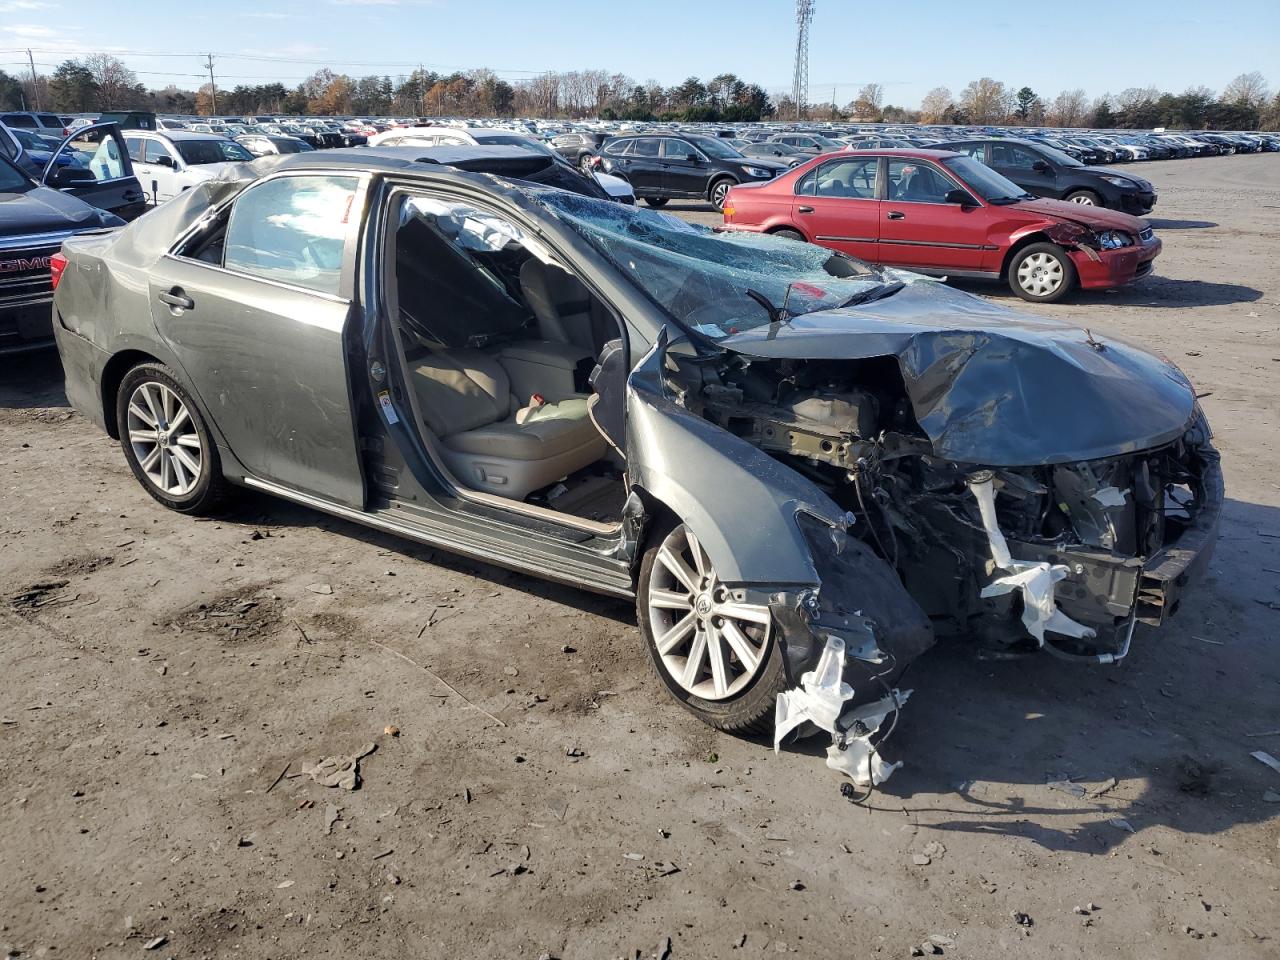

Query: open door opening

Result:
[385,192,629,529]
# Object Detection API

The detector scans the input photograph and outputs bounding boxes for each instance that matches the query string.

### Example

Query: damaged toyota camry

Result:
[52,150,1222,785]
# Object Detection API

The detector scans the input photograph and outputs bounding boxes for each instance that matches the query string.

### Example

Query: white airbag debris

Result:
[968,476,1095,644]
[774,636,907,787]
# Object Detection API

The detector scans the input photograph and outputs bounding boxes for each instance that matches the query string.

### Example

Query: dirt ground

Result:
[2,154,1279,960]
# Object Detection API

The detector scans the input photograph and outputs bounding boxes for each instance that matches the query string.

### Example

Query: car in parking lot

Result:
[766,132,844,154]
[50,149,1220,761]
[122,130,255,204]
[935,137,1157,215]
[0,127,146,353]
[599,133,788,210]
[1,111,68,137]
[722,148,1161,302]
[235,133,314,157]
[550,131,611,172]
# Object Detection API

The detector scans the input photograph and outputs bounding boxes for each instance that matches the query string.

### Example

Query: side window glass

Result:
[630,138,660,158]
[142,140,168,164]
[960,144,986,161]
[888,161,955,203]
[0,129,19,161]
[991,144,1036,169]
[794,168,817,196]
[223,175,359,296]
[814,158,877,198]
[60,128,129,181]
[662,139,694,159]
[124,137,144,162]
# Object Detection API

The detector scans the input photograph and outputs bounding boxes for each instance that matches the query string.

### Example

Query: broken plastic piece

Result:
[967,475,1095,644]
[774,636,907,787]
[1092,486,1129,508]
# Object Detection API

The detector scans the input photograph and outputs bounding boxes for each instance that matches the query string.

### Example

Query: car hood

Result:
[0,185,106,235]
[1013,197,1149,232]
[716,278,1194,466]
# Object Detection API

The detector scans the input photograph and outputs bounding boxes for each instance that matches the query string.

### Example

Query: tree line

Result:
[0,56,774,122]
[1,55,1276,131]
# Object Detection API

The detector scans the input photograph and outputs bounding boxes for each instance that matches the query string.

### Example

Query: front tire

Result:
[116,362,231,514]
[637,516,788,733]
[1008,242,1078,303]
[1064,189,1102,206]
[643,197,669,208]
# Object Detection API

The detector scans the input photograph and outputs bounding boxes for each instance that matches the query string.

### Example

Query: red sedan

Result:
[721,149,1161,303]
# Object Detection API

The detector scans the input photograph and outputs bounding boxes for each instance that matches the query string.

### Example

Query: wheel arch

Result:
[101,349,163,440]
[706,173,739,200]
[999,230,1055,279]
[765,223,809,241]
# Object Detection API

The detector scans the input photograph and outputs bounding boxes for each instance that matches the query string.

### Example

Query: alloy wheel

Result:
[126,381,204,496]
[710,181,732,210]
[646,523,772,700]
[1016,252,1065,298]
[1069,194,1096,205]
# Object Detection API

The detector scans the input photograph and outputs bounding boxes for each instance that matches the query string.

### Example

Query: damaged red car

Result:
[722,149,1161,303]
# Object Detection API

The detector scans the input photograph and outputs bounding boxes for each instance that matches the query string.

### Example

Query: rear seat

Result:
[409,347,606,500]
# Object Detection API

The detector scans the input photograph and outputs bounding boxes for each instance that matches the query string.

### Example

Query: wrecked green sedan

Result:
[51,148,1222,785]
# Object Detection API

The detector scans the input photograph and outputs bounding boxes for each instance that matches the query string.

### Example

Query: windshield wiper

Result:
[838,281,905,309]
[746,288,790,324]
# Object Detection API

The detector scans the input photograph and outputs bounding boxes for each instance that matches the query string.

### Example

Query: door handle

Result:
[797,205,814,214]
[158,289,194,311]
[123,190,145,202]
[886,211,906,220]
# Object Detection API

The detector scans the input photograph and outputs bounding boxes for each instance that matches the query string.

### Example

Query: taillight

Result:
[49,252,68,291]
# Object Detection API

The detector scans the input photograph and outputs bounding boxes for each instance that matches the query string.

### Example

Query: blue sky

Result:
[1,0,1277,107]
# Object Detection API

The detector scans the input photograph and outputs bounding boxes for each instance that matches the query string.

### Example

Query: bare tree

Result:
[1222,71,1270,106]
[82,53,139,109]
[1048,88,1089,127]
[958,77,1011,124]
[851,82,883,119]
[919,86,953,123]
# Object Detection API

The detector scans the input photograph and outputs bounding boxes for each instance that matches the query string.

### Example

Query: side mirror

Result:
[48,166,96,188]
[154,155,175,168]
[945,188,977,206]
[686,152,701,162]
[1032,159,1052,173]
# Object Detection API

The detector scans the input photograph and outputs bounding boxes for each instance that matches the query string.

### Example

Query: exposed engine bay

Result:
[679,351,1220,661]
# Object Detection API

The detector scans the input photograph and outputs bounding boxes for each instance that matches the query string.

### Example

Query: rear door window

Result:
[798,157,878,198]
[223,174,360,296]
[990,143,1041,170]
[38,114,62,129]
[629,138,660,158]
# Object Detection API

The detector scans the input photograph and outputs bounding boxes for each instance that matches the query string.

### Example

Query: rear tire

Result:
[637,515,788,734]
[116,362,231,515]
[770,228,806,241]
[708,178,735,211]
[1008,242,1077,303]
[643,197,669,208]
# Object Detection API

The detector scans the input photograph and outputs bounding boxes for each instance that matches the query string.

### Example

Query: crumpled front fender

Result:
[624,330,847,589]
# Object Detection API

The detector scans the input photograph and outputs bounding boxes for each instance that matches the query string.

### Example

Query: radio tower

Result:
[791,0,815,120]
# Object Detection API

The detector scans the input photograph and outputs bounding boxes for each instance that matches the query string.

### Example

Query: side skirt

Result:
[242,475,637,600]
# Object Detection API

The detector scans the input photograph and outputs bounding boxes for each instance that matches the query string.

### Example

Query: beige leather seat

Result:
[409,347,607,500]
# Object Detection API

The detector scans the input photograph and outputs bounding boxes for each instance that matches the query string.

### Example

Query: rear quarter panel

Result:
[725,181,798,235]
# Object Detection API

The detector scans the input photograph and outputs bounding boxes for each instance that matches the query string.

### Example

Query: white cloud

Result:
[0,1,53,12]
[0,23,60,40]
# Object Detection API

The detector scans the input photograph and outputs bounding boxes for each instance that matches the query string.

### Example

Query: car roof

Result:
[130,129,232,142]
[836,147,965,160]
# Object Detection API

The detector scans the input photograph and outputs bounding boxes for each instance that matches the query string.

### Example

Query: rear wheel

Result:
[116,362,231,515]
[708,178,735,211]
[1008,242,1077,303]
[1064,189,1102,206]
[637,516,787,733]
[643,197,669,208]
[770,228,806,241]
[578,153,595,173]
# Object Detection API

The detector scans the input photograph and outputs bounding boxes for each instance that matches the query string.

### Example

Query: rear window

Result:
[177,138,253,164]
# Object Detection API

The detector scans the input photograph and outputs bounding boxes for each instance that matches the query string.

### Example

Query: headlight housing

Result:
[743,165,774,178]
[1096,230,1134,250]
[1100,175,1132,187]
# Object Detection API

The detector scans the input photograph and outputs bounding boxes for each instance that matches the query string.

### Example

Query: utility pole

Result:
[27,49,41,110]
[791,0,814,120]
[418,63,425,116]
[204,53,218,115]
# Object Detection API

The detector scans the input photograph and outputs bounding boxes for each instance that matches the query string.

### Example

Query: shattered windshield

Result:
[531,190,886,337]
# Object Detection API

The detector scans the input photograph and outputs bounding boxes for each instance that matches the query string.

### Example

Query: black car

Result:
[737,141,809,166]
[766,132,845,155]
[599,133,789,210]
[0,142,140,354]
[550,131,611,172]
[937,138,1157,215]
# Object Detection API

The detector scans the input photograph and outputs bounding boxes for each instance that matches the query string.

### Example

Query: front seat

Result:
[520,259,610,355]
[409,347,607,500]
